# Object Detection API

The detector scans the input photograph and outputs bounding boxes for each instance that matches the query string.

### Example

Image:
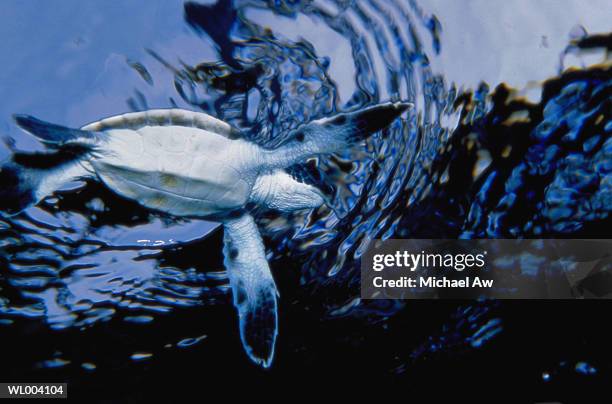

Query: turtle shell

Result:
[84,109,253,218]
[81,108,241,138]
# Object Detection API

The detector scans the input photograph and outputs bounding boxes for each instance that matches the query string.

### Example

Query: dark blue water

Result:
[0,0,610,400]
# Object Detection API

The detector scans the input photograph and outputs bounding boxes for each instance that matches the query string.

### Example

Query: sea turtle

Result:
[0,102,410,367]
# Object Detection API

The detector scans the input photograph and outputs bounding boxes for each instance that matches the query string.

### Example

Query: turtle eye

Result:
[295,131,305,142]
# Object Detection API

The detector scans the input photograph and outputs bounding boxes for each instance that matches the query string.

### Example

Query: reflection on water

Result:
[0,0,610,386]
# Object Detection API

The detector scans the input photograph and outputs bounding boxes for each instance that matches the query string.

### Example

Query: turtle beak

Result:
[319,101,412,143]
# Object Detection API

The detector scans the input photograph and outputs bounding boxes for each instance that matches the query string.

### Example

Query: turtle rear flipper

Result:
[0,147,93,216]
[13,114,105,148]
[0,115,100,215]
[223,214,278,368]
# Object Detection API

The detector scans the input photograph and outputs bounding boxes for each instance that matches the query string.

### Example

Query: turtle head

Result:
[285,101,411,154]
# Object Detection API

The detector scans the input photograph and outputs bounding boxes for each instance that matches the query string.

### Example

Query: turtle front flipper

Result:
[222,214,278,368]
[261,102,412,169]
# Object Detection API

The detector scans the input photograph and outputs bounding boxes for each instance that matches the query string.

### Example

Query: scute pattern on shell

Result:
[88,123,254,218]
[80,108,241,139]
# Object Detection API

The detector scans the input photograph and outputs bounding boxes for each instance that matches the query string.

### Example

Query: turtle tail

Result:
[0,146,91,215]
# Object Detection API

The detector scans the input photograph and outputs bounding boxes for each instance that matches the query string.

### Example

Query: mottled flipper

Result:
[222,214,278,367]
